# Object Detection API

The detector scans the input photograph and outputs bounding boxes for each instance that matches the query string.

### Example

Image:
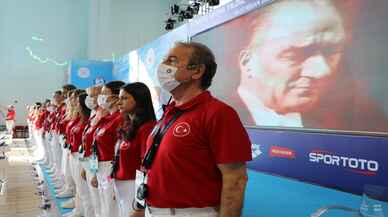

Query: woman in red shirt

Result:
[68,92,95,217]
[112,82,156,217]
[55,90,78,198]
[80,85,105,217]
[91,81,125,217]
[62,89,85,217]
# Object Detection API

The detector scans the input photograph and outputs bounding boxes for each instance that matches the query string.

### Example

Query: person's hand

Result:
[131,210,145,217]
[81,169,86,181]
[91,175,98,188]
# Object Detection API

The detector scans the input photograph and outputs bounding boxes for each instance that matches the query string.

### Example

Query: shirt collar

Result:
[165,91,212,113]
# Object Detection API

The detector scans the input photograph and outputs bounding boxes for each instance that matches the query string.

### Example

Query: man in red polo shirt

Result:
[139,42,252,217]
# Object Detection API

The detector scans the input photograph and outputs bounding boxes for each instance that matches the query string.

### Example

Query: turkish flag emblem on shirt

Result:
[173,122,191,137]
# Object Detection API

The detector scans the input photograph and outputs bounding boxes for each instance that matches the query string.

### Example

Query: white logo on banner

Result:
[252,144,262,159]
[78,67,91,78]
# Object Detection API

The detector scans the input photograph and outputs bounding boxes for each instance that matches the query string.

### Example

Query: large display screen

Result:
[193,0,388,133]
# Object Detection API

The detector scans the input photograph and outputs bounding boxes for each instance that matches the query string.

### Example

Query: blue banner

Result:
[69,60,113,89]
[113,54,130,82]
[247,128,388,194]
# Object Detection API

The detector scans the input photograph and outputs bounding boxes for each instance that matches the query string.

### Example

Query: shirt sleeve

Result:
[207,105,252,164]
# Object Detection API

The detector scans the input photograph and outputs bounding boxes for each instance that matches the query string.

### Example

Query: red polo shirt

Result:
[35,110,48,129]
[94,111,123,161]
[70,118,88,153]
[146,91,252,208]
[43,111,56,133]
[6,109,15,120]
[53,104,66,134]
[114,121,155,180]
[82,114,108,157]
[65,117,80,146]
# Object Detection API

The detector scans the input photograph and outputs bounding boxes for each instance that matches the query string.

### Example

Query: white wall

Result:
[0,0,89,125]
[88,0,181,60]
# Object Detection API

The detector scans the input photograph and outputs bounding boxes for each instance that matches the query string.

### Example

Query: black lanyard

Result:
[142,110,183,170]
[110,140,123,178]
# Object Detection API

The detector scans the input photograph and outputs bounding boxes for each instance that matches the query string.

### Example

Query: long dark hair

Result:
[120,82,156,141]
[78,93,91,118]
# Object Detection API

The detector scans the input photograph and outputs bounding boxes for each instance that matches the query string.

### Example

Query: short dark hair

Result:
[105,81,125,95]
[62,84,77,92]
[54,90,63,96]
[176,42,217,89]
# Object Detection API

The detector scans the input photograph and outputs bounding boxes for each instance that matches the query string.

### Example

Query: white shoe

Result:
[56,187,73,195]
[55,187,66,194]
[56,191,74,198]
[61,198,75,209]
[51,176,62,182]
[51,177,64,185]
[47,168,56,174]
[52,181,63,188]
[49,171,60,178]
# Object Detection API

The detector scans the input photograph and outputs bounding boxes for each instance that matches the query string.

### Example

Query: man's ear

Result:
[191,64,206,80]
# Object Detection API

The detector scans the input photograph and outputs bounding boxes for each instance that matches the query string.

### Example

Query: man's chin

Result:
[272,98,318,114]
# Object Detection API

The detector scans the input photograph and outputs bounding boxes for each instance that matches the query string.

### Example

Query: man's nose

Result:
[300,55,332,79]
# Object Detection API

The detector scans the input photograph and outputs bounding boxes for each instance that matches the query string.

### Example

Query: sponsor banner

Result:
[246,128,388,194]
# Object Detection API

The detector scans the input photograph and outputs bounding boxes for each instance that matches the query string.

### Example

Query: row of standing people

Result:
[28,81,155,217]
[28,41,253,217]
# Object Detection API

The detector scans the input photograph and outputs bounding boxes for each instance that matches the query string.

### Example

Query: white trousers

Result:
[70,154,95,217]
[69,154,83,215]
[113,179,135,217]
[44,132,55,168]
[59,136,67,175]
[42,132,51,163]
[5,120,15,134]
[96,161,118,217]
[32,129,45,161]
[51,133,62,175]
[81,160,102,217]
[145,207,218,217]
[62,148,75,193]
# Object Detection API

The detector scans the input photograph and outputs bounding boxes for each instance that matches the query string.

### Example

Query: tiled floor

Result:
[0,139,44,217]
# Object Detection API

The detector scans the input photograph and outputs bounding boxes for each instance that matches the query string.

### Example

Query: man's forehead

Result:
[166,46,192,60]
[254,1,344,43]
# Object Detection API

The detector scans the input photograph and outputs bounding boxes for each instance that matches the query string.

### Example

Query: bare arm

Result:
[218,162,248,217]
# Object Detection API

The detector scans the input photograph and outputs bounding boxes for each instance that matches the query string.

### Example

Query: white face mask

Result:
[85,96,98,110]
[97,95,110,110]
[47,106,55,112]
[65,98,70,105]
[157,63,180,92]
